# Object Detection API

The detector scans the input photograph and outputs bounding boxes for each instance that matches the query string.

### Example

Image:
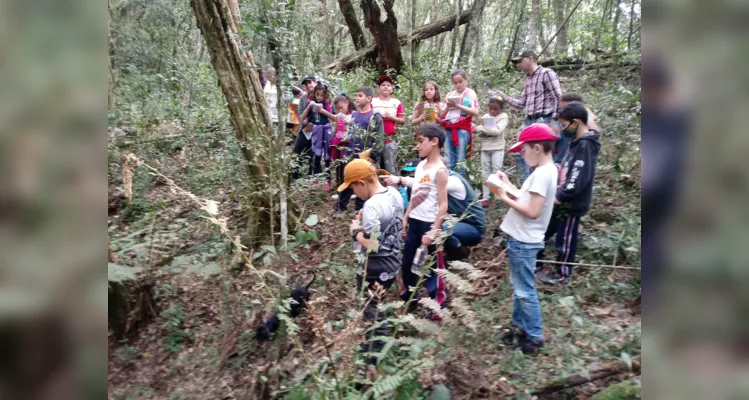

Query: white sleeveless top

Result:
[409,160,447,222]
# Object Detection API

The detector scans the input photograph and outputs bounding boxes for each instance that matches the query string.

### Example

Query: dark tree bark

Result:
[505,0,528,66]
[326,10,471,73]
[458,0,488,68]
[191,0,277,246]
[553,0,568,55]
[448,0,462,67]
[361,0,402,74]
[338,0,367,51]
[611,0,623,53]
[627,0,635,50]
[528,0,540,50]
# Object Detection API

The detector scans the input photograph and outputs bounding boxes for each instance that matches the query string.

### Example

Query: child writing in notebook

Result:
[317,93,353,190]
[474,96,509,204]
[372,75,406,175]
[440,70,480,175]
[300,82,334,189]
[410,81,443,126]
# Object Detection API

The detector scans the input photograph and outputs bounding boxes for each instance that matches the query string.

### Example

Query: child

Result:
[487,123,558,355]
[300,82,334,189]
[410,81,443,125]
[372,75,406,175]
[551,93,601,165]
[292,75,318,178]
[537,101,601,285]
[286,85,303,138]
[264,68,279,132]
[474,97,509,203]
[338,158,404,362]
[337,87,385,212]
[318,94,353,190]
[440,70,480,175]
[399,123,449,316]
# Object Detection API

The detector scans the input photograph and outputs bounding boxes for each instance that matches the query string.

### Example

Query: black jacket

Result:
[556,130,601,216]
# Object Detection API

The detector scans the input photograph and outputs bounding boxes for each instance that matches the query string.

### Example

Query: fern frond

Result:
[450,297,478,330]
[434,268,474,293]
[371,374,405,397]
[447,260,488,281]
[401,314,440,335]
[378,301,405,313]
[108,263,143,283]
[277,312,300,336]
[417,297,455,325]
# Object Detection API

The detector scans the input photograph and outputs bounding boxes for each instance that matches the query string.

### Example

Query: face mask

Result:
[563,122,577,134]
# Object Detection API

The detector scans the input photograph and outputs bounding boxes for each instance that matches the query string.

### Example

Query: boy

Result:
[286,85,303,139]
[537,101,601,285]
[487,123,558,355]
[551,93,601,164]
[474,96,509,203]
[372,75,406,175]
[337,87,385,212]
[398,124,449,316]
[339,159,404,362]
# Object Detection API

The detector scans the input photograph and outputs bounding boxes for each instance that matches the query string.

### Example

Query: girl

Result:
[317,94,353,190]
[474,96,509,203]
[410,81,443,125]
[440,70,480,175]
[300,82,334,189]
[264,68,278,132]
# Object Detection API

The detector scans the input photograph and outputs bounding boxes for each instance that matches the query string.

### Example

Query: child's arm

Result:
[317,107,337,121]
[423,168,449,245]
[410,104,423,125]
[300,102,314,123]
[479,115,509,137]
[500,191,545,219]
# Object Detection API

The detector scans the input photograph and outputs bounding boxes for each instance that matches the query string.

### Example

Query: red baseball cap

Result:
[508,123,558,153]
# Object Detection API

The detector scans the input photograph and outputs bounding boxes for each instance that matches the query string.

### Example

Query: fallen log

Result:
[532,356,641,396]
[324,10,471,73]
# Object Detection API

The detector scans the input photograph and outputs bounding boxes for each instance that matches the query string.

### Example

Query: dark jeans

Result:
[357,276,395,354]
[401,218,446,307]
[442,221,483,261]
[538,210,581,277]
[554,133,575,165]
[312,155,331,183]
[292,132,312,179]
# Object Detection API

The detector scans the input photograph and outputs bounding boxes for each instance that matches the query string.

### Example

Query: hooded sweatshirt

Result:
[556,130,601,216]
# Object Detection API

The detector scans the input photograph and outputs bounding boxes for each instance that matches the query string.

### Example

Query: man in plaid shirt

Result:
[497,50,562,182]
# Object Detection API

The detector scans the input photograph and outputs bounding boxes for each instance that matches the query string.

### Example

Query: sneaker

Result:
[519,337,544,355]
[536,271,567,285]
[331,194,339,200]
[350,194,357,199]
[491,228,504,246]
[494,325,524,345]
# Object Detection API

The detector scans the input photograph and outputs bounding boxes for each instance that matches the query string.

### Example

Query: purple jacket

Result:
[311,123,332,160]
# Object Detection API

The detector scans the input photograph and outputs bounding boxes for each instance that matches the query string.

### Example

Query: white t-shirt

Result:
[500,162,558,243]
[264,82,278,123]
[409,160,448,222]
[442,88,479,123]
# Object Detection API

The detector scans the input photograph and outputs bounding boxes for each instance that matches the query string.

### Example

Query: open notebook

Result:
[486,173,521,198]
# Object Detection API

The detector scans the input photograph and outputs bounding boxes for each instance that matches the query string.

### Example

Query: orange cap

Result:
[336,159,389,192]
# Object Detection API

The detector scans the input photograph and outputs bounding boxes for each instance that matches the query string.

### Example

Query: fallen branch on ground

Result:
[531,356,641,396]
[539,259,640,270]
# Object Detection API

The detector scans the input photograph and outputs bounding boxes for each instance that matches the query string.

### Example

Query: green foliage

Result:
[591,380,640,400]
[160,302,191,352]
[116,345,138,366]
[428,384,451,400]
[108,263,144,283]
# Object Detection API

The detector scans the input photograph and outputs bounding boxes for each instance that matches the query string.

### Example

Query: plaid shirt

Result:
[507,66,562,117]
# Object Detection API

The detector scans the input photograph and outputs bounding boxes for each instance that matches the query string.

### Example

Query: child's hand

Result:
[383,176,399,186]
[483,179,507,199]
[421,231,435,246]
[496,171,509,184]
[349,219,362,235]
[402,222,408,238]
[554,197,561,205]
[446,98,458,108]
[357,209,363,221]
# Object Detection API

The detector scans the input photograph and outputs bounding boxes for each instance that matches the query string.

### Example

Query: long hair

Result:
[333,94,352,115]
[313,83,331,106]
[416,80,441,112]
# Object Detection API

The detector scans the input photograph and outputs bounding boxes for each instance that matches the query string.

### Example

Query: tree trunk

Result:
[407,0,414,69]
[325,11,471,73]
[361,0,402,74]
[593,0,612,56]
[191,0,275,246]
[611,0,622,53]
[627,0,635,51]
[552,0,568,56]
[338,0,367,50]
[537,0,546,49]
[458,0,487,69]
[449,0,462,68]
[505,0,527,67]
[528,0,540,50]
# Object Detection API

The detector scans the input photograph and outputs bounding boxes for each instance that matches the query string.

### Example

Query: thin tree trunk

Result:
[458,0,487,69]
[593,0,612,56]
[611,0,622,53]
[537,0,545,49]
[627,0,635,51]
[338,0,367,50]
[553,0,568,56]
[407,0,413,69]
[191,0,275,246]
[505,0,527,67]
[449,0,462,68]
[528,0,540,50]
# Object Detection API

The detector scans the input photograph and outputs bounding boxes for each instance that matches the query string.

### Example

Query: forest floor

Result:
[108,159,641,399]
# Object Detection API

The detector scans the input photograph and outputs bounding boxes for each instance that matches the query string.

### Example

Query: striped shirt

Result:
[507,65,562,118]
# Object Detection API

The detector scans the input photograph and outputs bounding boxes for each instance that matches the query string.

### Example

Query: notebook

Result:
[486,173,521,198]
[483,116,496,129]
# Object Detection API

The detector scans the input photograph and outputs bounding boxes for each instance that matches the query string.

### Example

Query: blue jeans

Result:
[442,221,483,259]
[446,128,469,175]
[516,116,553,182]
[507,236,544,341]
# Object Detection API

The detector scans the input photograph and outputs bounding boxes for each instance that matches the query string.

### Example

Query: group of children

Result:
[282,71,602,358]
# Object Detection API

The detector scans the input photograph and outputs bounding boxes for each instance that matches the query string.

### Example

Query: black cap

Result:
[511,50,538,63]
[301,75,317,84]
